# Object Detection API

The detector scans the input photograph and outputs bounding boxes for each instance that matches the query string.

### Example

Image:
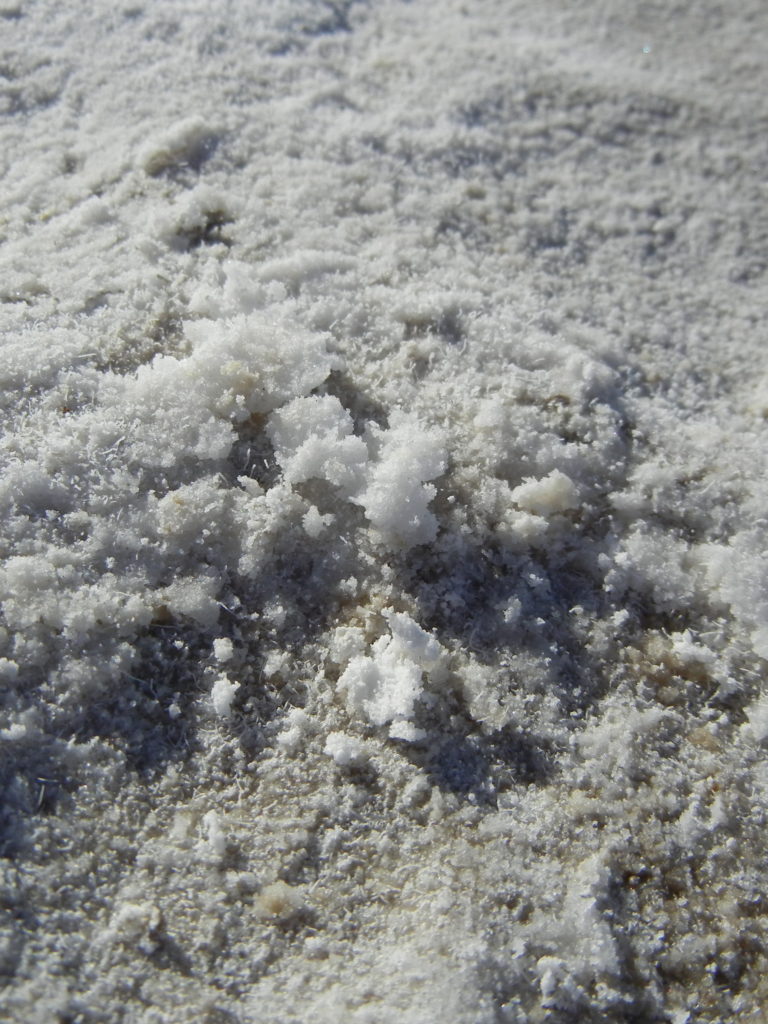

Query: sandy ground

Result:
[1,1,768,1021]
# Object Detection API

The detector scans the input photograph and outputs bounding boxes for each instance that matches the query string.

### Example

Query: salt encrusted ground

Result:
[1,1,768,1021]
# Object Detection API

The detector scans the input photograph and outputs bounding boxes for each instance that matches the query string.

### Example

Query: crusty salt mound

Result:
[2,1,768,1022]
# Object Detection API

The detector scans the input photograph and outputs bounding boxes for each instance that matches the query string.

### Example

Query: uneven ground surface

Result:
[1,1,768,1021]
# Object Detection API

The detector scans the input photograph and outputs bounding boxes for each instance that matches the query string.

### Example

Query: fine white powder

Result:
[2,1,767,1022]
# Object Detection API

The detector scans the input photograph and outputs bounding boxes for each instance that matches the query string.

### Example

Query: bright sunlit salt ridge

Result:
[1,1,768,1022]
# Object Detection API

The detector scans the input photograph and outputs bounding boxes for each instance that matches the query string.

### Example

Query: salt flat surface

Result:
[1,1,768,1021]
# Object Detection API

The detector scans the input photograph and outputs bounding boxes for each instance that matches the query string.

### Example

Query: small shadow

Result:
[321,370,390,433]
[150,928,194,976]
[172,210,233,252]
[0,732,78,859]
[147,132,220,182]
[407,707,557,806]
[74,620,205,775]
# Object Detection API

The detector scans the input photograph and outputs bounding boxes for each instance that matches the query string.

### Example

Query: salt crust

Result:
[1,1,768,1022]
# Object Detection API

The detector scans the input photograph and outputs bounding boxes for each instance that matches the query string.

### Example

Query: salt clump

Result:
[161,576,220,628]
[510,469,579,516]
[107,902,162,954]
[701,535,768,659]
[353,411,446,549]
[267,394,368,492]
[324,731,366,765]
[211,675,239,718]
[277,708,313,753]
[269,399,445,551]
[202,810,227,858]
[338,609,445,739]
[213,637,234,663]
[302,504,333,537]
[137,116,217,176]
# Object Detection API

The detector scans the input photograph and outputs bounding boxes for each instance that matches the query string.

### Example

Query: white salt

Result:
[211,676,239,718]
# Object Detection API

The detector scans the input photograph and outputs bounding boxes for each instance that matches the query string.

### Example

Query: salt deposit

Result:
[1,1,768,1021]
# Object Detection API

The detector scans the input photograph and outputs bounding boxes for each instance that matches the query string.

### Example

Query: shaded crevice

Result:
[320,369,389,434]
[74,620,208,775]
